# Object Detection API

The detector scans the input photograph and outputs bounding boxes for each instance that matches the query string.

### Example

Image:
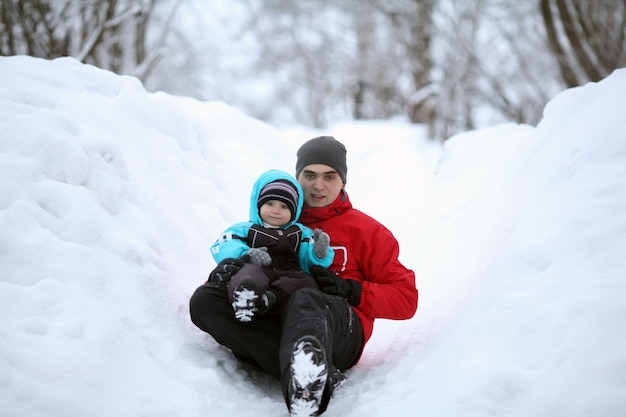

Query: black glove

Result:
[206,258,245,289]
[309,265,362,306]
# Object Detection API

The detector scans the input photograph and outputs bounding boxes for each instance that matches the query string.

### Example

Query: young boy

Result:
[210,169,334,322]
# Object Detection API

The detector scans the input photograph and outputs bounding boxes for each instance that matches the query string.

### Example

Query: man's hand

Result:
[206,258,245,288]
[309,265,361,306]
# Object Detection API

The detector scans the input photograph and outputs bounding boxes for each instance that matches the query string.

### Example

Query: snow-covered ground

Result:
[1,56,625,417]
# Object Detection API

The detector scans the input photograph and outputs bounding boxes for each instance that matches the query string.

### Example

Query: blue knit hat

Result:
[257,179,299,221]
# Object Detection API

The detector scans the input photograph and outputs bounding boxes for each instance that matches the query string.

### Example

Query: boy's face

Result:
[297,164,344,208]
[259,200,291,227]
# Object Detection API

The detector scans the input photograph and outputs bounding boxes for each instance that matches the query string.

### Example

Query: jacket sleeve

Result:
[297,225,335,273]
[210,222,252,263]
[355,225,418,320]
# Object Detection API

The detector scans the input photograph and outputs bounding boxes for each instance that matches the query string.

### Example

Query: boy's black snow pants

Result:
[227,263,318,307]
[189,283,364,411]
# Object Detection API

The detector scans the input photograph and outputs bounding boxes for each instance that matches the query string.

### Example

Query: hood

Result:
[249,169,304,227]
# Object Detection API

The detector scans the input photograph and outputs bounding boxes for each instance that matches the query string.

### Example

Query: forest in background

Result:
[2,0,625,140]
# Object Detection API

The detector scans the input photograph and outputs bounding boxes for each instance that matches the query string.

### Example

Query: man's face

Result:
[297,164,344,207]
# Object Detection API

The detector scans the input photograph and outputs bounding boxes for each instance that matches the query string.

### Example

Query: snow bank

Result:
[1,56,290,417]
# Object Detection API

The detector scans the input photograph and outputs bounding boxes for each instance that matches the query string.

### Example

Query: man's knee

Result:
[189,284,228,331]
[286,287,325,308]
[283,288,330,332]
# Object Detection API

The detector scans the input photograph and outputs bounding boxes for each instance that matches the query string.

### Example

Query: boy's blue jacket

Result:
[210,169,334,273]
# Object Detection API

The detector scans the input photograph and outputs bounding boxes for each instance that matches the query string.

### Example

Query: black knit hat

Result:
[257,179,299,221]
[295,136,347,183]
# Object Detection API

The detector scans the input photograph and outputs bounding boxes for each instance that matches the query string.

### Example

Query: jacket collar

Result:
[299,189,352,224]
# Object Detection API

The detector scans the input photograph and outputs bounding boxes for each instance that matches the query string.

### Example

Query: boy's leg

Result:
[189,284,282,379]
[227,263,270,302]
[228,263,270,322]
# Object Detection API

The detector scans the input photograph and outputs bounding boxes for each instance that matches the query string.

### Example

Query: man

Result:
[189,136,418,416]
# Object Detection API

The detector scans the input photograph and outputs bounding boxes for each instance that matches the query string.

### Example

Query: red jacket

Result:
[299,190,418,344]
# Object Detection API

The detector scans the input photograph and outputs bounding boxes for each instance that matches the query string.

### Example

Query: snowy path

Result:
[2,56,626,417]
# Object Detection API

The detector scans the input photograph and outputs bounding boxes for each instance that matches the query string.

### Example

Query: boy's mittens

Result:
[313,229,330,258]
[246,247,272,266]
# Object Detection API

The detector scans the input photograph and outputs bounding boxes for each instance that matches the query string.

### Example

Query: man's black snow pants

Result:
[189,284,364,408]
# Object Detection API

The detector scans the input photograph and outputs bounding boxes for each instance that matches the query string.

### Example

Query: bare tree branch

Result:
[540,0,580,87]
[76,1,113,62]
[556,0,603,81]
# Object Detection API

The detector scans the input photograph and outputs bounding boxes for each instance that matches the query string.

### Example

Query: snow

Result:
[1,55,625,417]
